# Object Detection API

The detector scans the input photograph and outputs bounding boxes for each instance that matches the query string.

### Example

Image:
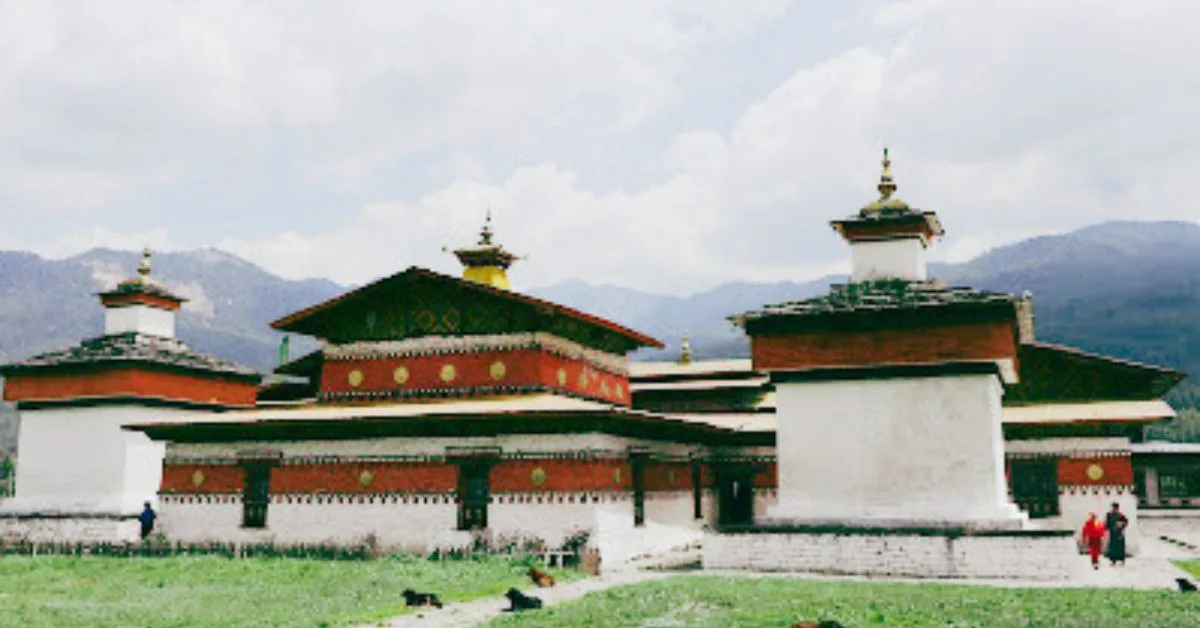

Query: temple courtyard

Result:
[2,538,1198,628]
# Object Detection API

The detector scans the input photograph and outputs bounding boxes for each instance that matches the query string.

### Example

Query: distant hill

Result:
[0,248,343,372]
[534,221,1200,406]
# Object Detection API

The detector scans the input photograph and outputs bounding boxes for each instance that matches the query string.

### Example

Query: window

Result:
[1009,458,1060,519]
[242,462,272,528]
[1159,470,1200,499]
[457,462,490,531]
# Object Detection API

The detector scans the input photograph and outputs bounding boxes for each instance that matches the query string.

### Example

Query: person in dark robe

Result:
[1082,513,1106,570]
[1105,502,1128,566]
[138,501,157,540]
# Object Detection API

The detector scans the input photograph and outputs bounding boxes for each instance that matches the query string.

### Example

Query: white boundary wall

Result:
[704,530,1082,580]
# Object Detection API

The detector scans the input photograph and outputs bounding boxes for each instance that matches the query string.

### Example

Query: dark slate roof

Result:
[270,266,663,350]
[1006,342,1186,403]
[0,332,260,381]
[97,277,186,302]
[732,279,1017,326]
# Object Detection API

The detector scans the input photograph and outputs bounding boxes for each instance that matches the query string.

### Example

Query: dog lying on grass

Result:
[504,587,543,612]
[528,566,556,587]
[792,621,845,628]
[1177,578,1198,593]
[401,588,444,608]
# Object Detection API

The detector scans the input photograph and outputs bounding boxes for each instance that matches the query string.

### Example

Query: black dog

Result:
[1177,578,1198,593]
[402,588,444,608]
[503,587,543,612]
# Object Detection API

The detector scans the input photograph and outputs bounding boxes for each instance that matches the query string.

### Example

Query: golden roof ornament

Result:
[861,147,911,215]
[877,148,897,200]
[138,247,152,278]
[480,209,495,245]
[677,335,693,365]
[452,210,521,289]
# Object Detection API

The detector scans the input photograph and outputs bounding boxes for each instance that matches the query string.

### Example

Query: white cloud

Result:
[6,1,1200,296]
[0,0,790,212]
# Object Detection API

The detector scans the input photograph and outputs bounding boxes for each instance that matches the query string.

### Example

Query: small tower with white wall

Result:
[0,249,260,541]
[735,150,1025,530]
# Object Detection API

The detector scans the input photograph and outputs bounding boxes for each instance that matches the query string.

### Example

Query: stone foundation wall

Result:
[703,528,1080,580]
[0,517,139,543]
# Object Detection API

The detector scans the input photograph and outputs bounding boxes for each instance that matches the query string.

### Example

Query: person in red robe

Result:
[1082,513,1107,570]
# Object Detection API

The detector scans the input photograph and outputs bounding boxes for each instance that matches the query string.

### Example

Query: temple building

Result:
[0,153,1187,575]
[0,251,260,540]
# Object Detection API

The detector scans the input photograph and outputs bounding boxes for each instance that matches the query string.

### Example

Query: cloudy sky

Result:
[1,0,1197,295]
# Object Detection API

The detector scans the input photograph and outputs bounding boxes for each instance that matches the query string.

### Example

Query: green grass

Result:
[0,554,580,627]
[484,575,1200,627]
[1179,560,1200,579]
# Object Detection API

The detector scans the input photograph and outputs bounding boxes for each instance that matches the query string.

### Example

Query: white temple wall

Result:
[5,406,172,515]
[595,491,706,566]
[849,238,927,282]
[159,496,458,549]
[770,374,1022,527]
[160,490,712,566]
[104,305,175,338]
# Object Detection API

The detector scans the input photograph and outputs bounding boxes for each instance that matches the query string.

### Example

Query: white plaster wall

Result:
[160,490,715,566]
[105,305,175,338]
[159,496,458,550]
[2,406,174,515]
[489,499,597,548]
[770,375,1023,527]
[703,531,1082,580]
[595,492,706,567]
[849,238,927,282]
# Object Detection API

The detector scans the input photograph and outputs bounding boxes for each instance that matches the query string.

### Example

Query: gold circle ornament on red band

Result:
[531,467,547,487]
[393,366,409,385]
[439,364,457,383]
[347,369,364,388]
[490,361,507,381]
[1086,464,1105,481]
[556,368,567,387]
[191,470,206,488]
[359,470,375,488]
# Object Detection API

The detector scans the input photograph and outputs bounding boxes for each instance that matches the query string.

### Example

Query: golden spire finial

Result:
[479,209,494,245]
[137,247,152,278]
[677,335,693,365]
[877,147,897,200]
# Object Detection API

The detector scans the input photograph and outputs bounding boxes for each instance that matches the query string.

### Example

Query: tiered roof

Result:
[732,279,1018,333]
[0,332,258,380]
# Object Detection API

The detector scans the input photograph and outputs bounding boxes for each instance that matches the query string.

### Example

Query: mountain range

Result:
[1,220,1199,458]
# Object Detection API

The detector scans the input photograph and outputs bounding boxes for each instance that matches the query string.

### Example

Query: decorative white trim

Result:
[1059,484,1135,496]
[324,333,629,375]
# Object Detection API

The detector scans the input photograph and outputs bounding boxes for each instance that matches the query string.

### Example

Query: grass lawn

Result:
[1179,560,1200,579]
[485,575,1200,627]
[0,554,580,628]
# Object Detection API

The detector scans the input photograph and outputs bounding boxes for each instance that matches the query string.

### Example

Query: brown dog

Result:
[528,566,556,587]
